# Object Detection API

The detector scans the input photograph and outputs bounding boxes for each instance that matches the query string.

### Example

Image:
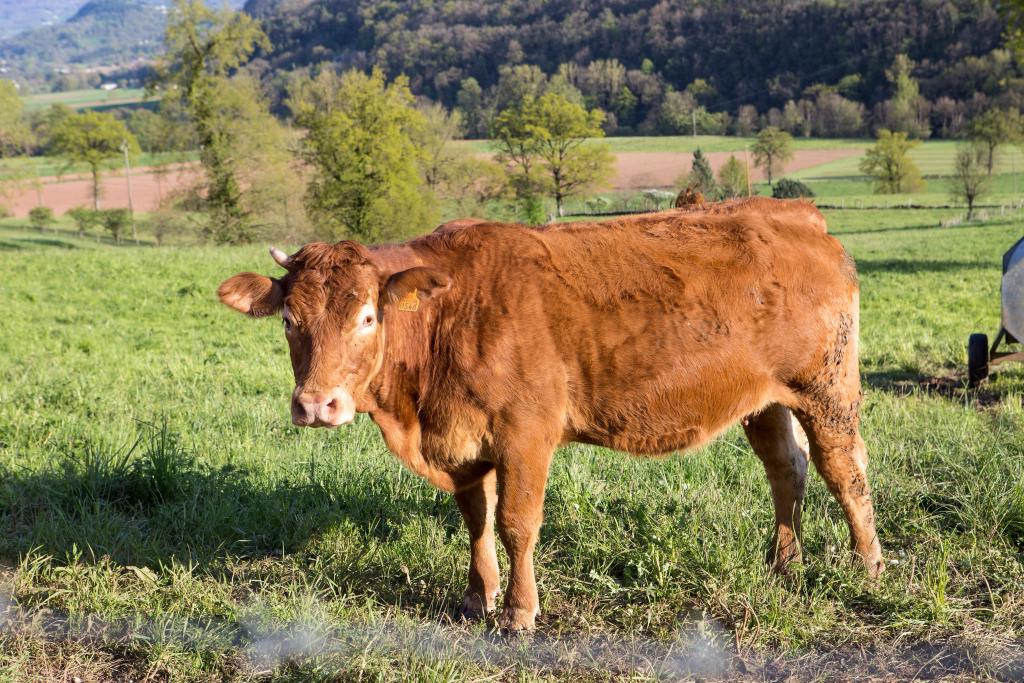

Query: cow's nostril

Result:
[326,398,339,412]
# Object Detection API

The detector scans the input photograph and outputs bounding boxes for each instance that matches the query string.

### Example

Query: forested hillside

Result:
[246,0,1015,136]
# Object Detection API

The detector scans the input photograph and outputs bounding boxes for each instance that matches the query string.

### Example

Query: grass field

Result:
[0,207,1023,681]
[21,88,149,112]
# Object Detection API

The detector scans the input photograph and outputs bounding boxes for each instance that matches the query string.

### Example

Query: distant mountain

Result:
[0,0,249,72]
[0,0,166,72]
[0,1,85,40]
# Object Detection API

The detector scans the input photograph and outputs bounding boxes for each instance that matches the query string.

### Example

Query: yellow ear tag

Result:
[397,288,420,312]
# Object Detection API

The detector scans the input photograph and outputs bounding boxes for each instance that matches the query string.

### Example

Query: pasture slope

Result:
[0,208,1022,681]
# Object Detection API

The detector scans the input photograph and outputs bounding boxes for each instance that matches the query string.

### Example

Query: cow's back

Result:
[413,200,855,455]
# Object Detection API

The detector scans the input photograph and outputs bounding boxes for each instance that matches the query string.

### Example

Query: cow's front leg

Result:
[495,446,554,631]
[454,467,499,620]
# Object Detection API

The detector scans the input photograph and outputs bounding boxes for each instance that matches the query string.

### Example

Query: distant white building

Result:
[100,83,118,91]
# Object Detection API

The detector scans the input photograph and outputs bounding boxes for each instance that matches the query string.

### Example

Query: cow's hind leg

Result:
[454,468,500,620]
[793,317,884,577]
[744,404,809,572]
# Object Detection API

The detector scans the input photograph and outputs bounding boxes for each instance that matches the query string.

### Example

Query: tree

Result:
[28,206,54,231]
[415,103,464,193]
[969,108,1023,175]
[717,155,748,198]
[441,157,510,216]
[859,129,924,194]
[49,110,139,210]
[101,208,131,243]
[290,68,438,242]
[878,54,930,138]
[950,144,990,220]
[680,148,717,197]
[455,77,488,138]
[67,206,100,238]
[0,80,32,157]
[772,178,815,199]
[494,92,613,217]
[153,0,269,243]
[751,127,793,186]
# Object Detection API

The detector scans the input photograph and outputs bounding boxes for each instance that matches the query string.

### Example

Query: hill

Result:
[0,0,166,72]
[0,0,247,79]
[0,1,85,40]
[246,0,1008,113]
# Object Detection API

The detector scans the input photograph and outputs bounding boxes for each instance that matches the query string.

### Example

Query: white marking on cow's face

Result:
[354,301,377,336]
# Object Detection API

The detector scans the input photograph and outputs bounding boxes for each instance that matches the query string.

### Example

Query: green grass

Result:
[21,88,149,112]
[0,151,197,181]
[0,210,1022,680]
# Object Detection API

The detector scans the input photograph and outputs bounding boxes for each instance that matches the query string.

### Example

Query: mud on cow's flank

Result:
[0,207,1021,680]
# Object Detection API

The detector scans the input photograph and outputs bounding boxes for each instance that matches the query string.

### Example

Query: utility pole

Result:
[744,147,752,197]
[121,140,137,244]
[692,110,697,139]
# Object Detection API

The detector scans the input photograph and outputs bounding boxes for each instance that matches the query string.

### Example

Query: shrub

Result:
[148,209,190,246]
[0,205,11,219]
[28,206,54,231]
[66,207,101,237]
[100,209,131,243]
[772,178,815,199]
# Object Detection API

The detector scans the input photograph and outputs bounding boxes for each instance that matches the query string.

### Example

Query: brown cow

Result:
[218,198,883,631]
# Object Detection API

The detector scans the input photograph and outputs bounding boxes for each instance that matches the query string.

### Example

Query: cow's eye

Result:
[283,318,292,333]
[361,314,375,328]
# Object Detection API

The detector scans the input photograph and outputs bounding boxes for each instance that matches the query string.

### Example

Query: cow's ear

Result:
[217,273,284,317]
[382,267,451,311]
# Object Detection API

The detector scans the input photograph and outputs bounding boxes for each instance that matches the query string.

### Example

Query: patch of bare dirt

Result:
[611,148,862,190]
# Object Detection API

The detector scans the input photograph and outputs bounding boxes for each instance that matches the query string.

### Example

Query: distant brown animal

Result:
[217,198,883,631]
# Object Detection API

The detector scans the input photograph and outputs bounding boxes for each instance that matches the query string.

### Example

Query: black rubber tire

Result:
[968,333,989,387]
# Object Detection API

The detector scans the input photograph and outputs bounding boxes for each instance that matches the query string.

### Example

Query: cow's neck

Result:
[364,247,460,490]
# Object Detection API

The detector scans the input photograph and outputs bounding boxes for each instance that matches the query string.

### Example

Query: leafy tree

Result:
[878,54,930,138]
[680,148,717,197]
[950,143,990,220]
[494,93,613,217]
[0,80,32,157]
[290,68,438,242]
[751,127,793,186]
[66,206,101,238]
[101,208,131,243]
[152,0,270,243]
[455,77,488,138]
[969,108,1023,174]
[441,157,510,216]
[717,155,748,198]
[859,129,924,194]
[30,104,72,154]
[49,110,139,210]
[28,206,54,231]
[772,178,814,199]
[415,103,464,192]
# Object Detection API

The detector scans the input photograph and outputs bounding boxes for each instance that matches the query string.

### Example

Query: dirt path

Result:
[610,149,861,189]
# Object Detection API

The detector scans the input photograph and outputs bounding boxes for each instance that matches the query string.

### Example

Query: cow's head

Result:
[217,241,449,427]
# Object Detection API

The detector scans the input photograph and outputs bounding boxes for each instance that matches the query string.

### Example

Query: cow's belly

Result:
[565,351,779,456]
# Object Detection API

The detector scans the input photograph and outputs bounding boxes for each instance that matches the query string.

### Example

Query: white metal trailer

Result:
[968,236,1024,386]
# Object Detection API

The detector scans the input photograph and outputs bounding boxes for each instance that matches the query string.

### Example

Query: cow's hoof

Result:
[865,555,885,580]
[459,591,496,621]
[496,606,537,632]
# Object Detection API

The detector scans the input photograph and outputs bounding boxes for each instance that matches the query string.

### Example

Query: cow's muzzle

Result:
[291,387,355,427]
